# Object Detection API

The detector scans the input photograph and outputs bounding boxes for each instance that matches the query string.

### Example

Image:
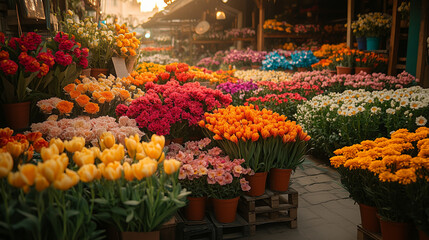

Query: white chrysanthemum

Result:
[386,108,396,114]
[370,106,381,114]
[416,116,427,126]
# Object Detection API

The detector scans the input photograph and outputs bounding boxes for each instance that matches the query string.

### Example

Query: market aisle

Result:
[246,156,360,240]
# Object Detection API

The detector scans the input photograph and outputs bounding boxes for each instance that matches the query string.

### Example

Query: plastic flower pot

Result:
[359,203,380,233]
[356,37,367,50]
[366,37,380,51]
[212,196,240,223]
[185,196,207,221]
[379,217,412,240]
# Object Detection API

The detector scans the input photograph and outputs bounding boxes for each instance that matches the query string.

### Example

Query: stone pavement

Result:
[245,156,361,240]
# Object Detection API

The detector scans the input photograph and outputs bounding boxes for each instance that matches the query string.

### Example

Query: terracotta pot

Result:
[121,231,160,240]
[355,67,373,74]
[269,168,292,192]
[212,196,239,223]
[246,172,268,197]
[81,68,91,77]
[2,101,31,130]
[329,70,337,76]
[185,196,207,221]
[420,230,429,240]
[336,66,353,75]
[379,217,412,240]
[91,68,109,78]
[297,67,308,72]
[171,138,184,144]
[359,203,380,233]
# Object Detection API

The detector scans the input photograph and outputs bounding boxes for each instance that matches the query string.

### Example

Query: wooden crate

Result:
[176,211,216,240]
[357,225,382,240]
[238,188,298,235]
[160,216,177,240]
[207,212,250,240]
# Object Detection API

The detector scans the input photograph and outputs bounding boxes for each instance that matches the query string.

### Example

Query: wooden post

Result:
[346,0,354,48]
[416,0,428,87]
[256,0,264,51]
[388,0,400,76]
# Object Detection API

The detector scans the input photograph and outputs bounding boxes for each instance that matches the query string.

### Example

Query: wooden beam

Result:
[416,0,429,87]
[346,0,354,48]
[257,0,264,51]
[388,0,400,76]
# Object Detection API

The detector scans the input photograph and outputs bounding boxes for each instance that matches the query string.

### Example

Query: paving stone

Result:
[297,195,312,208]
[293,176,316,186]
[334,191,351,199]
[299,223,355,240]
[302,167,325,176]
[330,182,344,189]
[310,174,334,183]
[321,200,360,224]
[304,183,333,192]
[291,170,307,178]
[301,192,338,205]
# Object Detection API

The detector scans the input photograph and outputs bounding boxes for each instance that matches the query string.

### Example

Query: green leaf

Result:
[126,210,134,223]
[92,198,109,205]
[111,207,127,216]
[66,209,80,218]
[123,200,140,206]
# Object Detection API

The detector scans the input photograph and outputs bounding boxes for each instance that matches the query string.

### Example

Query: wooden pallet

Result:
[175,211,216,240]
[207,212,250,240]
[357,225,382,240]
[238,188,298,235]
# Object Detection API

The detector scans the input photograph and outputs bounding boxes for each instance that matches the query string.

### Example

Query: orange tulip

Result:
[19,164,37,186]
[122,162,134,181]
[0,152,13,178]
[103,162,122,180]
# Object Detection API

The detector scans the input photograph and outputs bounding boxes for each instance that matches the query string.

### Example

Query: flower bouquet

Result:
[331,127,429,238]
[116,80,232,140]
[199,105,310,195]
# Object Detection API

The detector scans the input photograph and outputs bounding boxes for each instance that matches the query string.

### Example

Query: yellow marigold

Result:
[56,101,74,114]
[368,160,387,174]
[357,156,372,170]
[395,168,417,185]
[378,171,399,182]
[75,94,90,107]
[330,156,347,168]
[343,159,360,170]
[84,102,99,114]
[418,148,429,158]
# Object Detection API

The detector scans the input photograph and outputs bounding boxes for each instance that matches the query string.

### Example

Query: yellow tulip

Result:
[35,173,50,192]
[64,137,85,153]
[8,171,26,188]
[100,149,115,164]
[19,164,37,186]
[122,162,134,181]
[103,162,122,180]
[125,138,137,158]
[0,152,13,178]
[135,142,147,160]
[99,132,115,150]
[158,152,165,163]
[132,157,157,180]
[41,144,59,161]
[78,164,100,183]
[151,134,165,149]
[51,153,69,172]
[53,172,75,191]
[73,147,95,167]
[38,160,62,182]
[49,138,64,153]
[6,141,24,159]
[163,159,182,175]
[90,147,101,159]
[65,169,79,185]
[111,144,125,162]
[142,142,163,160]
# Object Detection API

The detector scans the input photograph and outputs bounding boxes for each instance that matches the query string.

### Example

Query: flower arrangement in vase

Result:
[199,105,310,196]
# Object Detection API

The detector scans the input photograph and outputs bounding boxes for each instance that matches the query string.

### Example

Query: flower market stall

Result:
[0,0,429,239]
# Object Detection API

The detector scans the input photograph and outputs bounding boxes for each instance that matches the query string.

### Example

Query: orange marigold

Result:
[70,90,81,99]
[64,83,76,93]
[119,90,131,100]
[56,101,74,114]
[84,102,99,114]
[100,91,114,102]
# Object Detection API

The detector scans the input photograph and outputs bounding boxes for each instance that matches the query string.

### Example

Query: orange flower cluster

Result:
[136,62,166,75]
[122,71,158,86]
[199,105,310,144]
[330,127,429,184]
[114,24,140,57]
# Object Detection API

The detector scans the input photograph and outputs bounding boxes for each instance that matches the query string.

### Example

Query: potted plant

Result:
[167,138,212,221]
[199,105,310,197]
[351,15,367,50]
[354,51,377,74]
[332,48,356,74]
[359,12,391,50]
[0,32,53,129]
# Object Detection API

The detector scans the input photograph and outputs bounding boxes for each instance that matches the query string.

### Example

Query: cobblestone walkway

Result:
[246,156,360,240]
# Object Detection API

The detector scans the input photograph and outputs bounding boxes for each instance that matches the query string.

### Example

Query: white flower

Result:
[67,19,73,24]
[386,108,395,114]
[370,106,381,114]
[415,116,427,126]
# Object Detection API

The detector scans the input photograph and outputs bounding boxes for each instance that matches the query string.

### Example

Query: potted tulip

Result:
[199,105,310,197]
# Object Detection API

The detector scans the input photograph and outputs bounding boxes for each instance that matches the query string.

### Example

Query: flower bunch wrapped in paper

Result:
[330,127,429,235]
[198,105,310,173]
